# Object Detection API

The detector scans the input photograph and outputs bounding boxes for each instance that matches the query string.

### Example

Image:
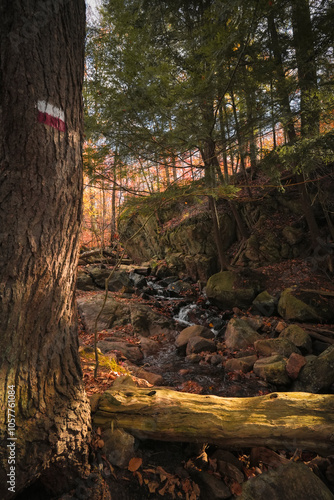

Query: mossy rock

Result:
[279,325,312,354]
[252,290,276,316]
[294,345,334,393]
[278,288,334,323]
[206,270,264,310]
[253,355,290,386]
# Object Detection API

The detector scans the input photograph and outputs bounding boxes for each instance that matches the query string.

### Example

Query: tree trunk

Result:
[291,0,320,138]
[94,388,334,456]
[268,11,297,143]
[0,1,90,498]
[200,134,230,271]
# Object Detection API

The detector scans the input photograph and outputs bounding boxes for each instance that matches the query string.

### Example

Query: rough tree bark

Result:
[94,388,334,456]
[0,1,90,498]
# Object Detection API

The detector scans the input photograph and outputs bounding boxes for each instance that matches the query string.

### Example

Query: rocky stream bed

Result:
[74,260,334,500]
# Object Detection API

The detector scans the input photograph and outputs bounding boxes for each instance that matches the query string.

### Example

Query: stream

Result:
[131,276,271,397]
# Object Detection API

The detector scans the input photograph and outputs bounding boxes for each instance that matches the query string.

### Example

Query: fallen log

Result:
[93,388,334,455]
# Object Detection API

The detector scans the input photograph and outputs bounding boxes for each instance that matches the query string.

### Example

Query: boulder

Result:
[175,325,214,348]
[184,254,217,282]
[87,266,132,291]
[192,471,231,500]
[253,355,290,385]
[206,270,264,310]
[133,368,164,386]
[225,318,262,350]
[186,336,216,355]
[254,338,301,357]
[77,293,131,333]
[225,355,257,373]
[76,269,96,291]
[286,353,307,380]
[239,462,334,500]
[130,303,175,337]
[278,288,334,322]
[102,428,136,468]
[294,345,334,393]
[240,315,263,331]
[138,336,160,357]
[282,225,304,245]
[252,290,276,316]
[279,324,312,354]
[97,340,143,363]
[129,272,147,288]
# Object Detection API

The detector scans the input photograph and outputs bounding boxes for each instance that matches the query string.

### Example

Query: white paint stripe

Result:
[37,100,65,122]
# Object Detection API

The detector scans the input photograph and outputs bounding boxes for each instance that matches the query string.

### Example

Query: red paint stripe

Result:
[37,111,66,132]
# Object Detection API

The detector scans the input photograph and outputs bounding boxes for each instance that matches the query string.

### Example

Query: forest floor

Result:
[73,257,334,500]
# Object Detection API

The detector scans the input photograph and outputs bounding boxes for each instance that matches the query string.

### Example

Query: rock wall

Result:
[118,190,314,281]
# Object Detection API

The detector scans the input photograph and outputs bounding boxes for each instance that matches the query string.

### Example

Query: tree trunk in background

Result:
[0,1,90,498]
[291,0,320,138]
[111,154,117,244]
[268,11,297,143]
[269,4,321,245]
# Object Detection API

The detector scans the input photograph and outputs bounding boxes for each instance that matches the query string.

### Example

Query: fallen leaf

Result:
[134,470,143,486]
[128,457,143,472]
[147,480,159,493]
[230,480,242,496]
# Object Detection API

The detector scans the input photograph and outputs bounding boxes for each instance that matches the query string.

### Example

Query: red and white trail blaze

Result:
[37,100,66,132]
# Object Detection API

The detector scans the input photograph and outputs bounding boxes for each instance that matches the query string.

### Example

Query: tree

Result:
[0,1,90,497]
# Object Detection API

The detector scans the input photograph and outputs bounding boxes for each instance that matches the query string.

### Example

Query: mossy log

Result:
[94,388,334,455]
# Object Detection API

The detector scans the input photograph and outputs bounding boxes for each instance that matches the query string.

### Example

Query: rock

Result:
[77,293,131,333]
[252,290,276,316]
[211,450,244,472]
[240,315,264,331]
[225,355,257,373]
[76,269,97,291]
[278,288,334,322]
[282,225,304,245]
[238,462,334,500]
[129,272,147,288]
[87,266,132,291]
[253,355,290,385]
[186,336,216,355]
[210,354,223,365]
[193,471,231,500]
[167,280,193,294]
[286,353,307,380]
[293,345,334,393]
[185,353,201,363]
[206,270,264,310]
[175,325,214,348]
[279,324,312,354]
[184,254,217,282]
[97,340,143,363]
[130,303,175,337]
[313,340,332,354]
[138,336,160,357]
[102,428,136,468]
[134,368,164,386]
[254,338,301,357]
[112,374,137,388]
[275,321,287,333]
[225,318,262,350]
[216,460,244,484]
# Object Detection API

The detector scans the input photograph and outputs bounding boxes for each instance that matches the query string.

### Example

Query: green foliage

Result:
[81,348,128,374]
[262,131,334,175]
[119,181,240,221]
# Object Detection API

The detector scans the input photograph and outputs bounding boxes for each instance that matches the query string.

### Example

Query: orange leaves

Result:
[128,457,143,472]
[128,462,201,499]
